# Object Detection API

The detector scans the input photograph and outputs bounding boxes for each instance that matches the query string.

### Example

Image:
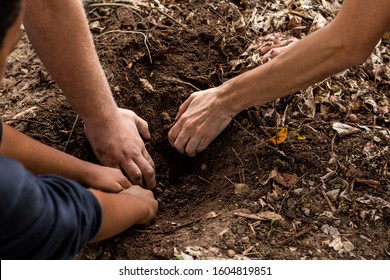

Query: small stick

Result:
[278,224,317,246]
[154,7,192,32]
[232,119,260,141]
[63,115,79,152]
[162,76,201,91]
[98,30,153,64]
[198,176,217,188]
[232,148,244,166]
[242,245,255,256]
[320,188,337,213]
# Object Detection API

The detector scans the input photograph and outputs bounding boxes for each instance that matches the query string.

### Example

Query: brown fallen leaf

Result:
[139,78,155,93]
[234,211,284,221]
[260,169,298,188]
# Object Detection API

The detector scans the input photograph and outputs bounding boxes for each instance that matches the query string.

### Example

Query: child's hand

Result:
[83,164,132,193]
[121,186,158,225]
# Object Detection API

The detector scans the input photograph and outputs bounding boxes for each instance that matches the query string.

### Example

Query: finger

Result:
[259,43,282,55]
[135,116,151,140]
[175,95,194,121]
[134,156,156,190]
[196,136,212,154]
[142,148,156,171]
[174,129,191,155]
[121,160,144,187]
[168,121,182,147]
[185,133,203,157]
[118,175,132,190]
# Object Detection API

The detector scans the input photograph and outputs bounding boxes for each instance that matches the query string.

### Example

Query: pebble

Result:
[347,114,359,122]
[241,236,250,244]
[227,250,236,258]
[326,189,340,202]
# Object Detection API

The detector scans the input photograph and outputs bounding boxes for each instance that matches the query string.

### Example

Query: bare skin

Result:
[23,0,156,189]
[168,0,390,157]
[1,5,158,243]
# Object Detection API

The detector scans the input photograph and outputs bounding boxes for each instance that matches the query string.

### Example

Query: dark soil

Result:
[1,0,389,260]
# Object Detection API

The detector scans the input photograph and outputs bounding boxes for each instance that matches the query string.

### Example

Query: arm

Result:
[90,186,158,242]
[0,123,131,193]
[22,0,156,189]
[168,0,390,156]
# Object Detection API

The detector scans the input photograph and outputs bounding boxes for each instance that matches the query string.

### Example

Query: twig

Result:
[242,245,255,256]
[278,224,317,246]
[63,115,79,152]
[232,148,244,166]
[153,7,192,32]
[161,76,201,91]
[260,2,270,17]
[224,176,236,187]
[320,188,337,213]
[198,176,217,188]
[4,118,51,127]
[98,30,153,64]
[232,119,260,141]
[173,218,202,230]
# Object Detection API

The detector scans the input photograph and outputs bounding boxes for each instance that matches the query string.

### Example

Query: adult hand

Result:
[84,108,156,189]
[168,88,235,157]
[121,186,158,225]
[83,164,132,193]
[249,32,299,63]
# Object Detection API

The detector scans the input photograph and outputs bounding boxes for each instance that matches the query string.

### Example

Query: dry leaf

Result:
[139,78,155,93]
[297,133,305,140]
[332,122,361,137]
[234,211,284,221]
[267,125,288,145]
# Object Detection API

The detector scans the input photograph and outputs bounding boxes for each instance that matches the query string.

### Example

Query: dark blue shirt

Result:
[0,121,102,259]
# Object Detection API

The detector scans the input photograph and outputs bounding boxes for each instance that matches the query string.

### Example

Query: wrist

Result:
[82,104,119,129]
[217,77,249,116]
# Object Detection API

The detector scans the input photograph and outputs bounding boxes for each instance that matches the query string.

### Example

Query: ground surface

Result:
[1,0,389,260]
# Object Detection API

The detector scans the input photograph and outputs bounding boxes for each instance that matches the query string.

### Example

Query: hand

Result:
[83,164,132,193]
[168,88,234,157]
[250,32,299,63]
[84,108,156,189]
[121,186,158,225]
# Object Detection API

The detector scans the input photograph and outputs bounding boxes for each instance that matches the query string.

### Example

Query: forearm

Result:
[0,123,94,184]
[90,189,151,242]
[220,0,390,114]
[23,0,117,126]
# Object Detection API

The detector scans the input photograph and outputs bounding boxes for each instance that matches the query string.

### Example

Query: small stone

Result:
[302,207,311,216]
[241,236,250,244]
[343,241,355,253]
[347,114,359,122]
[201,163,207,171]
[227,250,236,258]
[292,188,304,196]
[326,189,340,202]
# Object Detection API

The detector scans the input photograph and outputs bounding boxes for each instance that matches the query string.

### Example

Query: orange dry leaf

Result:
[267,125,288,146]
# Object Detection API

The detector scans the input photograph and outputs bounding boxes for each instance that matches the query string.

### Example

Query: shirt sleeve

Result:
[0,156,102,259]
